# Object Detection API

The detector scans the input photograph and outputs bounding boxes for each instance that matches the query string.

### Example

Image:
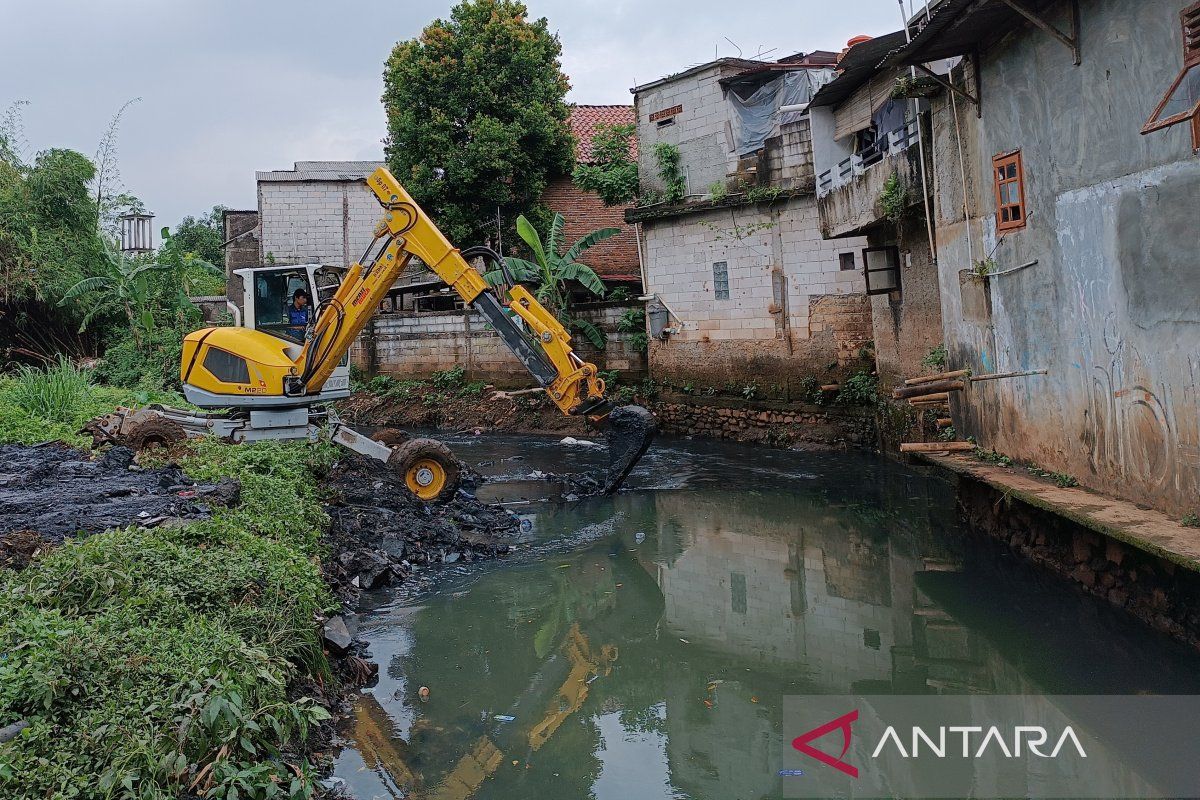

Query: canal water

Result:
[331,433,1200,799]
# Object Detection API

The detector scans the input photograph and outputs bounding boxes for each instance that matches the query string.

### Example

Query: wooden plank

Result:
[901,442,974,453]
[820,383,840,392]
[893,380,965,399]
[904,369,970,386]
[936,418,953,428]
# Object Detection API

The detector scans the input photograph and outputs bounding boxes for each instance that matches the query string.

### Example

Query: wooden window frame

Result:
[992,150,1028,232]
[1142,2,1200,135]
[862,246,901,295]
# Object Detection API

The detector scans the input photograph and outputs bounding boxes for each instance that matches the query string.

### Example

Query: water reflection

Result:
[334,434,1200,800]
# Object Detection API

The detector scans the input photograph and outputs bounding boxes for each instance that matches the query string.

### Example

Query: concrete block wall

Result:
[635,62,750,197]
[642,195,870,386]
[257,180,382,266]
[351,302,647,386]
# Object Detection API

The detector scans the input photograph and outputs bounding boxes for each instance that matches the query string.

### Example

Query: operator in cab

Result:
[287,290,310,340]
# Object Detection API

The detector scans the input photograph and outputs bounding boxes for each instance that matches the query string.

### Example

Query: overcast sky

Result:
[1,0,901,230]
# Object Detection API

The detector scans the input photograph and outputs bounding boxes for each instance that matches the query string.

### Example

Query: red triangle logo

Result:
[791,709,859,778]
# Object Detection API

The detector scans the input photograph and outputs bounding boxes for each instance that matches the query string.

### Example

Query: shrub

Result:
[0,434,337,799]
[431,365,466,390]
[95,324,186,391]
[836,372,878,405]
[922,344,947,370]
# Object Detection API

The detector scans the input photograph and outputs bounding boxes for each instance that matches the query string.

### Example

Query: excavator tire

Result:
[370,428,409,449]
[389,437,460,504]
[124,417,187,452]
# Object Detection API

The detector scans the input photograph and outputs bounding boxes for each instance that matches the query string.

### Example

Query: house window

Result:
[862,246,901,295]
[713,261,730,299]
[839,252,856,271]
[1142,2,1200,142]
[656,117,676,129]
[992,151,1027,232]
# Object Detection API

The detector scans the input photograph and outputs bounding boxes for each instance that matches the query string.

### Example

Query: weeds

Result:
[1027,466,1079,488]
[836,372,878,406]
[1182,514,1200,528]
[431,365,466,390]
[922,344,947,370]
[975,448,1014,467]
[0,392,338,799]
[8,356,93,422]
[938,425,957,441]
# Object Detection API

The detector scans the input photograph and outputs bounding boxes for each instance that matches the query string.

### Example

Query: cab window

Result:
[254,270,311,343]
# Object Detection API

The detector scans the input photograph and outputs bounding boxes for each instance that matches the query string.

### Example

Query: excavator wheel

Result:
[389,437,460,504]
[370,428,409,449]
[124,417,187,452]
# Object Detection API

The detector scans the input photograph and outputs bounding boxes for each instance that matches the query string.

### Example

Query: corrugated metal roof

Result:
[808,30,910,109]
[630,57,767,93]
[876,0,1050,68]
[257,160,385,183]
[569,105,637,162]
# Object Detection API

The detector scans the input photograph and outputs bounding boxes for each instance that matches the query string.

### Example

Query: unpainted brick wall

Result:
[540,176,640,282]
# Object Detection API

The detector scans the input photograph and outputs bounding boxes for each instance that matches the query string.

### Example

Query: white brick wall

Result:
[257,180,382,266]
[643,196,867,342]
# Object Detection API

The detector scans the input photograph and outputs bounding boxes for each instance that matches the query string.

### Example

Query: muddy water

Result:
[332,433,1200,799]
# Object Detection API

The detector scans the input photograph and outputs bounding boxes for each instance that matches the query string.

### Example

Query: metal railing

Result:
[817,118,920,197]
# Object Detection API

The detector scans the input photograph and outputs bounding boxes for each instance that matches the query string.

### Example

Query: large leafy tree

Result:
[382,0,575,245]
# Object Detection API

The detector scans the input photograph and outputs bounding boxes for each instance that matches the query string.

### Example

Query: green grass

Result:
[0,385,340,799]
[0,362,184,448]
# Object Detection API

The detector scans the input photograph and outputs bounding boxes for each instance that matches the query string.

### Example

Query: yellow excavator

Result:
[87,167,656,500]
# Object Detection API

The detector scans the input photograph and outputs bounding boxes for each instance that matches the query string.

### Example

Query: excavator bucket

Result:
[602,405,657,494]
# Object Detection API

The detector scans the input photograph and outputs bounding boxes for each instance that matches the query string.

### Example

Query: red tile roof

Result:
[568,105,637,163]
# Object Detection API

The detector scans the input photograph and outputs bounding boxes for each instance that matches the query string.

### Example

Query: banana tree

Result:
[485,213,618,348]
[59,233,219,347]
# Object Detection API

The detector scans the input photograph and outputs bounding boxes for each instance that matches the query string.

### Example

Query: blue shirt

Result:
[287,306,309,326]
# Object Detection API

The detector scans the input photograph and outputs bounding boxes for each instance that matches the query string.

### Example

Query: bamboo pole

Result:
[904,368,970,386]
[936,418,953,428]
[907,392,950,404]
[900,441,974,453]
[893,380,965,399]
[820,384,840,392]
[969,368,1048,382]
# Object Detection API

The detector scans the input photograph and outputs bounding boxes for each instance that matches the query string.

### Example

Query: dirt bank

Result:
[340,387,880,450]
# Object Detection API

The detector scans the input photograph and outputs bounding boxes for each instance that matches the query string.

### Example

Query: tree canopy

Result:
[172,205,228,268]
[382,0,574,245]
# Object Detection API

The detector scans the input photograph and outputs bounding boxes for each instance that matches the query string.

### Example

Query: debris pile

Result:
[0,443,240,566]
[320,452,518,601]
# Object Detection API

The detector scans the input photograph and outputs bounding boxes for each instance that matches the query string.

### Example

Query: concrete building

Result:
[626,54,877,394]
[882,0,1200,516]
[809,33,946,390]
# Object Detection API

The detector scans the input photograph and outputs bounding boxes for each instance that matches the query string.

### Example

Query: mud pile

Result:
[320,453,518,602]
[0,443,240,566]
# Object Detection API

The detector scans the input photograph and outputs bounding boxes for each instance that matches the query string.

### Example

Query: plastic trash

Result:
[494,714,516,723]
[634,531,646,544]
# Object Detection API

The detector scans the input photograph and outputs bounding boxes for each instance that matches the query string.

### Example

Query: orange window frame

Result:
[992,150,1027,232]
[1142,2,1200,138]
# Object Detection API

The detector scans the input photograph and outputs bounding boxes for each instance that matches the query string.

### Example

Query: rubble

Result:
[319,452,518,603]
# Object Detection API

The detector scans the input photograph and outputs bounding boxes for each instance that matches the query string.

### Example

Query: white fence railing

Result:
[817,118,920,197]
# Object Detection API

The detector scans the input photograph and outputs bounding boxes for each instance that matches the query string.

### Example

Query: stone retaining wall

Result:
[953,474,1200,650]
[651,394,875,448]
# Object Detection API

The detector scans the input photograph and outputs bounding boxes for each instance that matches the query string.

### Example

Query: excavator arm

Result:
[293,167,655,492]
